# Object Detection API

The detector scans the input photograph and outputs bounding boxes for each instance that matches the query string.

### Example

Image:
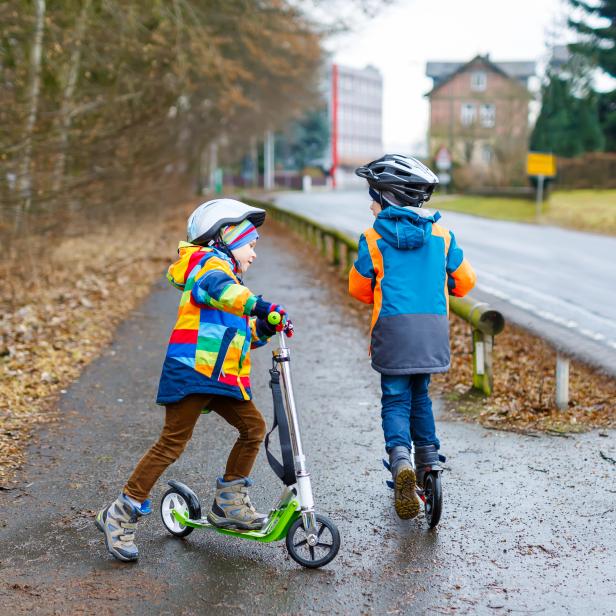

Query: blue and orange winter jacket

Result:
[156,242,273,404]
[349,205,476,375]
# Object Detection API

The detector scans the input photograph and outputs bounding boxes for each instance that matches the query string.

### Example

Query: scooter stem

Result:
[275,331,315,514]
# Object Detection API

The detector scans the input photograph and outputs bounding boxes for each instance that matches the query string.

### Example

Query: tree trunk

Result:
[52,0,91,194]
[17,0,46,223]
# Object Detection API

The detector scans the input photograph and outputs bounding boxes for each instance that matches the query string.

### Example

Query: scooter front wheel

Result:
[286,514,340,568]
[423,472,442,528]
[160,488,197,537]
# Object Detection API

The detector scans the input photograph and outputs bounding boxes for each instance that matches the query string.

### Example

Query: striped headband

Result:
[221,219,259,251]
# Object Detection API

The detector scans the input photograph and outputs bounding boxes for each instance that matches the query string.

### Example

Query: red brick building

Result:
[426,55,535,186]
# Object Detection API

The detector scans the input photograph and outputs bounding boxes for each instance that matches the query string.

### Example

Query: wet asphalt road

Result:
[1,226,615,615]
[273,190,616,376]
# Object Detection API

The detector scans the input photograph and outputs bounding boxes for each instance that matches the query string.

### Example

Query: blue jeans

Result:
[380,374,440,452]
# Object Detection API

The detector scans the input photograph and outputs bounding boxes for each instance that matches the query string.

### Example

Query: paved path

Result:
[274,190,616,376]
[1,226,615,615]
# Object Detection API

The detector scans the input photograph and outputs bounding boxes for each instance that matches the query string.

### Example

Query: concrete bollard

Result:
[302,175,312,192]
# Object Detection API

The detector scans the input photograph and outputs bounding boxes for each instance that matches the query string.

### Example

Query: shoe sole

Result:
[95,510,138,563]
[206,512,264,531]
[395,467,420,520]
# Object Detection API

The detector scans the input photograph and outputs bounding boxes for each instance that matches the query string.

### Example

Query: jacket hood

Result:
[167,241,236,289]
[373,205,441,250]
[167,242,207,289]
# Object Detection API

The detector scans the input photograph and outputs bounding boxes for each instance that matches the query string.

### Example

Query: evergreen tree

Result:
[288,109,330,170]
[531,72,604,156]
[568,0,616,150]
[598,90,616,150]
[568,0,616,77]
[275,108,329,171]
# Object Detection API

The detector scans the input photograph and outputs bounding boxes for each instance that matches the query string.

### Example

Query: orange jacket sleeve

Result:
[446,231,476,297]
[348,234,375,304]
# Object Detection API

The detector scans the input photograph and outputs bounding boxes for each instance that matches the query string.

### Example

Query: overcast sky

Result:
[326,0,568,154]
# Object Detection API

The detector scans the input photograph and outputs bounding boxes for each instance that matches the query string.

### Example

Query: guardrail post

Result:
[339,242,347,272]
[322,234,330,260]
[452,297,504,397]
[347,248,356,272]
[471,330,494,396]
[332,238,340,266]
[556,354,569,410]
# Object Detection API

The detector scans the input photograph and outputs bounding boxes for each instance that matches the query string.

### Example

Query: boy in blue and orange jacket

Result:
[349,155,476,519]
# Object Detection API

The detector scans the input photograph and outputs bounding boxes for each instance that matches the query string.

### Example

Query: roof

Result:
[425,55,535,95]
[333,63,383,82]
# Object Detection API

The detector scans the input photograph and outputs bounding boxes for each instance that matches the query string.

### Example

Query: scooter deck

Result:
[171,498,301,543]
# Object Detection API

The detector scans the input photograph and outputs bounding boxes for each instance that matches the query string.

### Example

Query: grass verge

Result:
[433,189,616,235]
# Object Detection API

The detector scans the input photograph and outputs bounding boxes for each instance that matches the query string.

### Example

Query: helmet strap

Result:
[380,190,385,208]
[214,232,241,275]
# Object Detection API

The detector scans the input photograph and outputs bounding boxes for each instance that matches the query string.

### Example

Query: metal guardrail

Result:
[248,198,506,396]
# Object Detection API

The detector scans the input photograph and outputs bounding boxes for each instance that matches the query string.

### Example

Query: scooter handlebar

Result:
[267,311,294,337]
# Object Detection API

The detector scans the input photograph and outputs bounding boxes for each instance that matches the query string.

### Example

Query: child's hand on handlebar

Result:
[256,317,278,337]
[256,316,294,338]
[251,297,288,332]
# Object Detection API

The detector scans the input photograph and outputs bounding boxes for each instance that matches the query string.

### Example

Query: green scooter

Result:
[159,313,340,568]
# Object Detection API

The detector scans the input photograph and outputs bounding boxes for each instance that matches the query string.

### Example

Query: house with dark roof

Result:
[425,55,535,185]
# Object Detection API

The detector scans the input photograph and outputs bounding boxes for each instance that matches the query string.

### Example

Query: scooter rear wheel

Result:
[160,488,197,537]
[286,514,340,568]
[423,472,442,528]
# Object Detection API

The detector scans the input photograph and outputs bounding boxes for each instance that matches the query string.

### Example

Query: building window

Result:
[471,71,487,91]
[481,144,493,164]
[461,103,476,126]
[480,104,495,127]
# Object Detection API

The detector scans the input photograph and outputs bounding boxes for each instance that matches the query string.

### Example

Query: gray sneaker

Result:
[95,494,150,561]
[207,478,267,530]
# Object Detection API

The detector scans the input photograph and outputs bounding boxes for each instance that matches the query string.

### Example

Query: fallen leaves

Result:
[433,314,616,433]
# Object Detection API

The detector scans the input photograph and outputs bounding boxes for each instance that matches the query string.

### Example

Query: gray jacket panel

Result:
[370,313,450,375]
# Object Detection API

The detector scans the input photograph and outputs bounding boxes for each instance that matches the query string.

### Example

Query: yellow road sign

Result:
[527,152,557,177]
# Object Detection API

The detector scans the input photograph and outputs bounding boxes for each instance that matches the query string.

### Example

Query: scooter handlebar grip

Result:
[267,311,282,326]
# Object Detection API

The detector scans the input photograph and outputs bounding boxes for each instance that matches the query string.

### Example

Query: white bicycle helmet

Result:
[187,199,266,246]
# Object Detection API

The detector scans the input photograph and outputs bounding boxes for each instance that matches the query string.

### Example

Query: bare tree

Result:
[17,0,46,221]
[52,0,92,193]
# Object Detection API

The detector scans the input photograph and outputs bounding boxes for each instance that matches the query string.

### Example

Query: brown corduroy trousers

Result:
[124,393,267,502]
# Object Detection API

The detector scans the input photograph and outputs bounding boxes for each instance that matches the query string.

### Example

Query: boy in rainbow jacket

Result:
[349,155,476,520]
[96,199,291,562]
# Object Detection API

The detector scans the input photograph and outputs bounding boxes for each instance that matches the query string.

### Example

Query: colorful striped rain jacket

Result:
[156,242,272,404]
[349,205,476,375]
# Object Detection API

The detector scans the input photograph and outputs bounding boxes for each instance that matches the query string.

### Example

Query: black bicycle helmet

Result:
[355,154,439,207]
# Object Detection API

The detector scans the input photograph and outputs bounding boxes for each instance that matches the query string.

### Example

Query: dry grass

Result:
[434,189,616,235]
[544,189,616,235]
